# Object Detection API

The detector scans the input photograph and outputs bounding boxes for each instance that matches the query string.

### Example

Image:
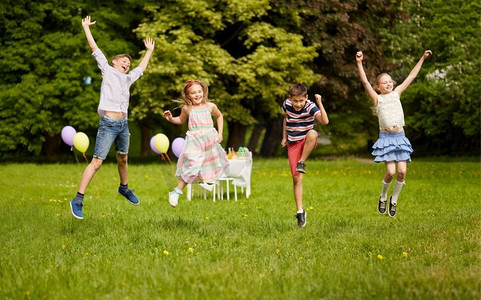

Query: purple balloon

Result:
[150,136,162,154]
[61,126,76,147]
[172,137,185,158]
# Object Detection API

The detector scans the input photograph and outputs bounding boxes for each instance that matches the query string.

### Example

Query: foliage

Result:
[0,159,480,298]
[132,0,319,129]
[0,0,147,156]
[380,0,481,154]
[269,0,400,153]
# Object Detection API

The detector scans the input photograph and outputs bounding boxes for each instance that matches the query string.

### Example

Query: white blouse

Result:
[376,91,405,131]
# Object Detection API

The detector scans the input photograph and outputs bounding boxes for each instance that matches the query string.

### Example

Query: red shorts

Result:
[287,138,317,176]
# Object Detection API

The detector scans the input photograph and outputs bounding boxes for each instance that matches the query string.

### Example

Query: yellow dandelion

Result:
[275,249,280,254]
[62,244,66,250]
[188,247,194,253]
[377,254,383,260]
[163,250,169,256]
[205,216,210,220]
[402,251,408,257]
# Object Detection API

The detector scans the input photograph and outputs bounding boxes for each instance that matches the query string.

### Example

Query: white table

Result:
[186,156,252,201]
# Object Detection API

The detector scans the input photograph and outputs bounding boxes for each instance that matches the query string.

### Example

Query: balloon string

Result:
[160,153,166,160]
[165,153,172,164]
[83,152,89,164]
[73,150,79,164]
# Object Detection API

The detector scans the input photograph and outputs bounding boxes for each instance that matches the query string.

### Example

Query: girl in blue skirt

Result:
[356,50,432,217]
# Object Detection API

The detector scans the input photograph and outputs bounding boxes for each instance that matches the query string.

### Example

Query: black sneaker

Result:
[388,196,396,217]
[296,161,306,174]
[378,196,387,214]
[295,210,307,227]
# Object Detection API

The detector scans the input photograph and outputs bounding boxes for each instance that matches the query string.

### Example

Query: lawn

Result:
[0,158,480,299]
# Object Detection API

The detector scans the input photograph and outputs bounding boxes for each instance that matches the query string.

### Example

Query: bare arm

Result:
[81,16,98,52]
[163,106,189,125]
[314,94,329,125]
[395,50,432,96]
[138,38,155,72]
[356,51,379,106]
[210,103,224,142]
[281,116,287,147]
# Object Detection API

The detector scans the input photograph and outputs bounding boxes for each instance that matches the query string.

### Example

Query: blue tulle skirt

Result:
[372,131,413,163]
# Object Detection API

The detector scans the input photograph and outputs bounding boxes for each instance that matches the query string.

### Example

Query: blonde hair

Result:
[374,73,396,93]
[174,80,210,106]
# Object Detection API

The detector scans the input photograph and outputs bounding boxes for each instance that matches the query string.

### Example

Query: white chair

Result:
[216,177,237,201]
[186,181,218,202]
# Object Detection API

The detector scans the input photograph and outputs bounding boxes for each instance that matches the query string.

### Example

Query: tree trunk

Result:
[247,124,264,154]
[43,132,60,156]
[260,118,283,157]
[140,125,151,156]
[226,121,247,150]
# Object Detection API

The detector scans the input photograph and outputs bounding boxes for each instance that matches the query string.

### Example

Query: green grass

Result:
[0,158,480,299]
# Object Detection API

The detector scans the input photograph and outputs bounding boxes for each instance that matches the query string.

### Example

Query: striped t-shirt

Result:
[282,99,320,143]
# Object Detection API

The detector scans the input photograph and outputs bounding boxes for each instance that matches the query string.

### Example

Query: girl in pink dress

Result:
[163,80,228,207]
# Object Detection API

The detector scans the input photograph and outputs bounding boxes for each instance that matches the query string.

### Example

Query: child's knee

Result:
[385,169,396,179]
[293,174,302,184]
[90,158,103,170]
[117,154,128,165]
[306,130,318,141]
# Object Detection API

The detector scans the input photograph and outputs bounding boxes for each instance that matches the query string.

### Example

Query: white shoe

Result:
[199,182,214,192]
[168,188,182,207]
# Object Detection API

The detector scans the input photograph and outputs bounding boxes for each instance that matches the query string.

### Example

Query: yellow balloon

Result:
[73,132,89,153]
[154,133,169,153]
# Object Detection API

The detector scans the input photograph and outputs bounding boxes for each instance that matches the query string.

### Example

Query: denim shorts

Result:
[93,116,130,160]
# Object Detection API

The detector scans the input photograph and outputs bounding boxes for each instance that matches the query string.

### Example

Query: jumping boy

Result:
[281,83,329,227]
[70,16,155,219]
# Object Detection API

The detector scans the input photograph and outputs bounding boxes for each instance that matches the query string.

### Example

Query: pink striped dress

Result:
[175,108,228,183]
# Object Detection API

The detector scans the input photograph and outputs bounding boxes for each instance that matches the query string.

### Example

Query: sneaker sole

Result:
[296,169,306,174]
[118,192,140,206]
[70,202,84,220]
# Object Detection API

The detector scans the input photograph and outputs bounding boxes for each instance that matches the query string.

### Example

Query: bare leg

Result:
[293,173,303,211]
[117,153,128,185]
[383,161,396,183]
[78,157,103,194]
[299,130,319,162]
[176,179,188,191]
[396,161,407,182]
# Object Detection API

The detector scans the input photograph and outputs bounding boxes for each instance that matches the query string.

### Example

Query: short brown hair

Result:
[111,54,132,64]
[289,83,308,97]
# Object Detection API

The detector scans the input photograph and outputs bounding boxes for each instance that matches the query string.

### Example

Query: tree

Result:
[381,0,481,154]
[0,0,147,157]
[132,0,319,155]
[266,0,401,154]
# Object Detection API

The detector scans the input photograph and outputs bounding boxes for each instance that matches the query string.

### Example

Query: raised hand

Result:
[356,51,363,62]
[144,38,155,51]
[423,50,432,59]
[82,15,96,27]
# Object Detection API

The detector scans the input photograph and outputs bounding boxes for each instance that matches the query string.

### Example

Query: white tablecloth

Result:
[225,157,252,198]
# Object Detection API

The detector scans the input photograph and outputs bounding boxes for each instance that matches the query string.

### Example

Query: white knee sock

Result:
[391,181,405,204]
[380,180,391,202]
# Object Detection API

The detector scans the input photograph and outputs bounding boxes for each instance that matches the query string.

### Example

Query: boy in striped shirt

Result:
[281,83,329,227]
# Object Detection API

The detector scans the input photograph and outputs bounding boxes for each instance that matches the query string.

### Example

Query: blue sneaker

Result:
[70,198,84,219]
[118,188,140,205]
